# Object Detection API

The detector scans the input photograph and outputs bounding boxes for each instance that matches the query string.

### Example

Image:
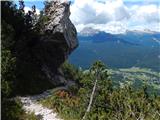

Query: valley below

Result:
[69,29,160,96]
[83,67,160,95]
[109,67,160,95]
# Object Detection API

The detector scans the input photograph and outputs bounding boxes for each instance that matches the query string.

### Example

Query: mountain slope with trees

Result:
[70,28,160,70]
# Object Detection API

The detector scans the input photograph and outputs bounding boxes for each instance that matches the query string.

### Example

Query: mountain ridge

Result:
[79,27,160,36]
[69,27,160,70]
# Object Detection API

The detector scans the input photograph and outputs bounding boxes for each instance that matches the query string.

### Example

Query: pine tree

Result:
[82,61,106,120]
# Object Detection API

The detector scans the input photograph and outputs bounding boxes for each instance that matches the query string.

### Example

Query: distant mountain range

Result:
[69,27,160,71]
[78,27,160,46]
[79,27,160,36]
[79,29,139,46]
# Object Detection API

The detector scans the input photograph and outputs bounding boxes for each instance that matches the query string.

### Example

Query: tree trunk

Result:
[82,78,98,120]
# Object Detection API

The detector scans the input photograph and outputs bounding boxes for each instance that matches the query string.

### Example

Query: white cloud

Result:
[24,7,40,15]
[70,0,160,34]
[130,4,159,23]
[70,0,129,25]
[128,4,160,32]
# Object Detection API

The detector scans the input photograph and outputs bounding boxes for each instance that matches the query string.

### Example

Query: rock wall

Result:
[34,1,78,85]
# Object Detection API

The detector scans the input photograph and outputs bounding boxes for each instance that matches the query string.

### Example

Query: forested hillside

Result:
[69,28,160,70]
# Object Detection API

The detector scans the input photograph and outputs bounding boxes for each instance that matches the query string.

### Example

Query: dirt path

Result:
[20,96,63,120]
[19,81,75,120]
[19,87,68,120]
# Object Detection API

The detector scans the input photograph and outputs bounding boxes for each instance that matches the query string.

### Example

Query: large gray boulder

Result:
[43,1,78,51]
[34,0,78,85]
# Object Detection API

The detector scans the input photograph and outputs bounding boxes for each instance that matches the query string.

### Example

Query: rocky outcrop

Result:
[15,0,78,89]
[43,1,78,51]
[34,0,78,85]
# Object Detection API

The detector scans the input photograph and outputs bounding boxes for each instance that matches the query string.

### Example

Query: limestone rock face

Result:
[34,1,78,85]
[43,1,78,51]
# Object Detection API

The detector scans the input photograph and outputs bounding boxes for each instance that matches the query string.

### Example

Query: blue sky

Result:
[16,0,160,34]
[17,0,160,10]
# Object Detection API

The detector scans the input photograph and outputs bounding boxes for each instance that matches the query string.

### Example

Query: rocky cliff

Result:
[16,0,78,88]
[37,1,78,85]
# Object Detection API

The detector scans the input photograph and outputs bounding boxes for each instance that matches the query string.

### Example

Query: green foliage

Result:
[90,61,106,73]
[61,61,83,81]
[1,1,53,119]
[41,61,160,120]
[21,112,40,120]
[1,20,15,50]
[2,1,54,95]
[2,98,39,120]
[1,50,16,98]
[61,61,84,94]
[2,98,24,120]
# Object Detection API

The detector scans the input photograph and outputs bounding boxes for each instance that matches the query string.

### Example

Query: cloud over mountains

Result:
[70,0,160,34]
